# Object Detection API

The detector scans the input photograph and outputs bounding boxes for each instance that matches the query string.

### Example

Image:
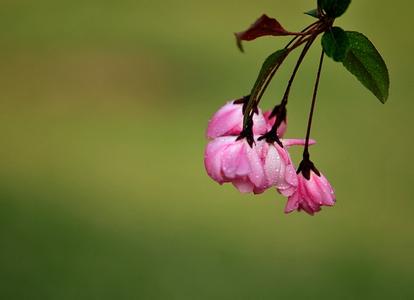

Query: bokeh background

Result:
[1,0,413,299]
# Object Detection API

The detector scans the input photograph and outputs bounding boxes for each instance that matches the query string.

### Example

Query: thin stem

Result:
[267,36,316,138]
[282,36,316,105]
[254,34,316,107]
[241,19,331,134]
[285,21,320,49]
[303,49,325,159]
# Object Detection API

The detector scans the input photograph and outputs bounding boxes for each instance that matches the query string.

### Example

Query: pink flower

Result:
[204,98,323,200]
[204,135,315,195]
[204,136,266,194]
[263,110,287,138]
[206,101,267,139]
[285,168,335,215]
[255,140,298,196]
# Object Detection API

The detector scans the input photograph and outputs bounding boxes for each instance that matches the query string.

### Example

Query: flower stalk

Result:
[303,49,325,160]
[240,17,333,138]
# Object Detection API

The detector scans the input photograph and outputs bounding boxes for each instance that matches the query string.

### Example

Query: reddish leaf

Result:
[235,14,301,51]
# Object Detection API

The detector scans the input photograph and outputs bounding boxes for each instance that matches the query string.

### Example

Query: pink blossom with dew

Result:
[255,140,297,196]
[204,134,316,195]
[203,98,320,198]
[255,138,317,196]
[204,136,266,194]
[206,101,267,139]
[285,170,335,215]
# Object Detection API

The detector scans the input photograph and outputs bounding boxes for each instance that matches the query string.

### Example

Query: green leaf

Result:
[342,31,389,103]
[318,0,351,18]
[304,8,321,18]
[321,27,350,62]
[243,49,288,125]
[251,49,288,92]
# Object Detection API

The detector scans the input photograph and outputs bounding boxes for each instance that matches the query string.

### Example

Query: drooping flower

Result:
[255,140,298,196]
[285,162,335,215]
[204,136,266,193]
[256,138,317,196]
[203,98,319,196]
[206,100,267,139]
[204,134,316,195]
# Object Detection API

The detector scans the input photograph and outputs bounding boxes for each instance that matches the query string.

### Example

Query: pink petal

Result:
[285,191,300,213]
[204,137,235,182]
[232,178,254,193]
[284,163,299,187]
[252,112,267,135]
[278,185,297,197]
[303,175,326,206]
[206,102,242,138]
[221,141,246,179]
[282,139,316,147]
[274,145,297,190]
[298,201,319,215]
[263,144,282,188]
[313,173,335,206]
[246,143,266,188]
[206,101,267,139]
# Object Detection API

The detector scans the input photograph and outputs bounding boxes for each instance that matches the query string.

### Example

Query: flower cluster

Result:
[204,100,335,215]
[203,1,389,217]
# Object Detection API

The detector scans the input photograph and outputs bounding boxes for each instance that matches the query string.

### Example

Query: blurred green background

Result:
[0,0,413,299]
